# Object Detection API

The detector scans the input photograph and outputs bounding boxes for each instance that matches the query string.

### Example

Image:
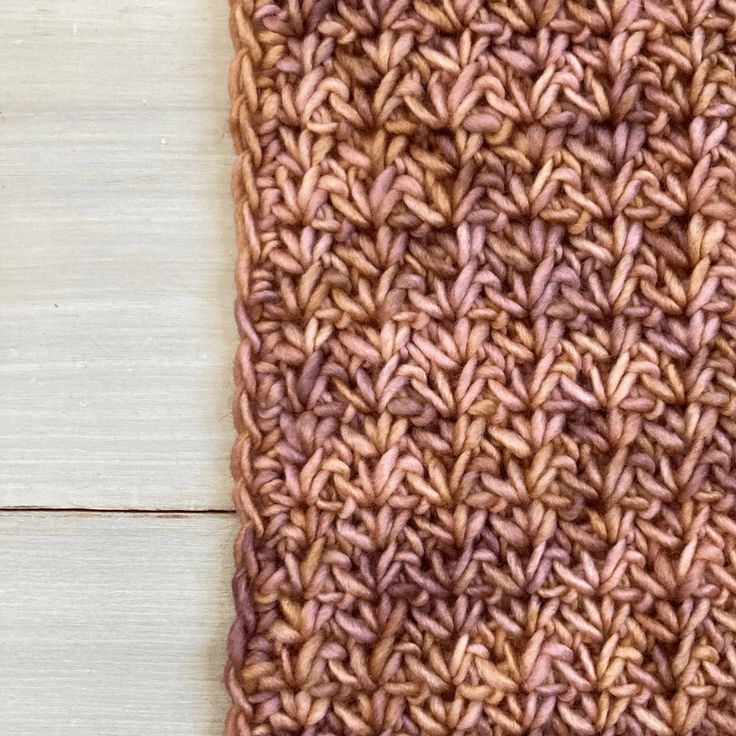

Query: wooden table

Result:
[0,2,238,733]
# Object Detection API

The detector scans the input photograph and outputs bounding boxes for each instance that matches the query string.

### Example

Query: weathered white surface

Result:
[0,512,237,736]
[0,0,237,509]
[0,3,240,732]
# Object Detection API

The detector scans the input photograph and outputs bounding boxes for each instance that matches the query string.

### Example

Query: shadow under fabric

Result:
[224,1,736,734]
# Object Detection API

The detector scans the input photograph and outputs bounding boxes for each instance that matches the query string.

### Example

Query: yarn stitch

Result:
[225,1,736,734]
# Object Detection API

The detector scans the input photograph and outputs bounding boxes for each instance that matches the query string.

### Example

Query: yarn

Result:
[224,1,736,734]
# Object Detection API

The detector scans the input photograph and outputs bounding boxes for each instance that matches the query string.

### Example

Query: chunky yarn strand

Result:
[225,1,736,735]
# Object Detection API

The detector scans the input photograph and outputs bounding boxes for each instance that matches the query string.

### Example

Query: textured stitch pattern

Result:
[225,1,736,734]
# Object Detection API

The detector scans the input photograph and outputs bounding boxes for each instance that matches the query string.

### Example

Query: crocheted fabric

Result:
[225,2,736,734]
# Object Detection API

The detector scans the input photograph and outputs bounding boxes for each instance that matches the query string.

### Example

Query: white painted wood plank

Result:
[0,0,237,509]
[0,512,237,735]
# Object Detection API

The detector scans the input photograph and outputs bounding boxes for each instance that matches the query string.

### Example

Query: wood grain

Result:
[0,512,237,736]
[0,0,237,509]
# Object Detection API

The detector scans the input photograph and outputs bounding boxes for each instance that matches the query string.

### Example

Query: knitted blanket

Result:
[224,2,736,734]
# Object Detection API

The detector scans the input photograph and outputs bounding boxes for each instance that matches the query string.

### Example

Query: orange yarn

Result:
[225,1,736,734]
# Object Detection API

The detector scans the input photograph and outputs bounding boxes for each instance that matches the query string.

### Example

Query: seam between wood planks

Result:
[0,506,236,514]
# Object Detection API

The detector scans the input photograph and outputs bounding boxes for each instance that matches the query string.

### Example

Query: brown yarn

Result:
[224,1,736,734]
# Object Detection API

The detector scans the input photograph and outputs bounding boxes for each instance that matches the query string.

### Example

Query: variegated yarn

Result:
[225,1,736,734]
